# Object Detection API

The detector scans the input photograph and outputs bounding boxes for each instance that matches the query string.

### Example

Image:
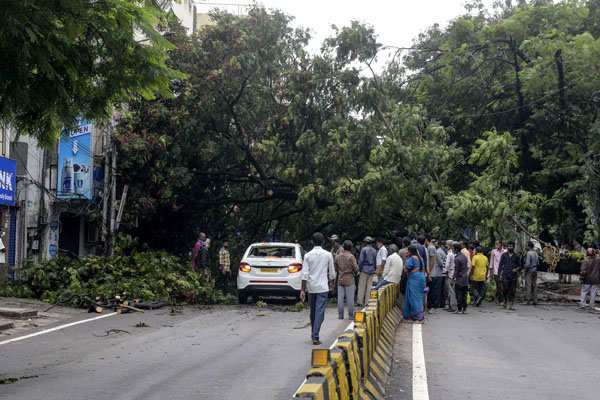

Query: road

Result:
[386,303,600,400]
[0,302,349,400]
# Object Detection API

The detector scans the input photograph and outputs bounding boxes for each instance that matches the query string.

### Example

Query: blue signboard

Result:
[58,119,93,199]
[0,156,16,206]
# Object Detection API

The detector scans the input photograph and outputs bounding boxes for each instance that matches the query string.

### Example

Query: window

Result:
[248,246,295,258]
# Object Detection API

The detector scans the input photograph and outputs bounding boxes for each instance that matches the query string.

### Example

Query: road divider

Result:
[293,283,401,399]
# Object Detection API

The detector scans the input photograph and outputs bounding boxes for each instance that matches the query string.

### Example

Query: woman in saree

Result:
[403,245,427,322]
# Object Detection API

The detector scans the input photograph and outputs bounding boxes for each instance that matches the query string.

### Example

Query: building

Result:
[0,1,198,281]
[169,0,197,34]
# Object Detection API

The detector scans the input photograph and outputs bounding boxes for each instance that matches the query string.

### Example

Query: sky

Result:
[194,0,495,59]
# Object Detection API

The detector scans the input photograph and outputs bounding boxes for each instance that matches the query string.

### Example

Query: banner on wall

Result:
[0,157,16,206]
[47,222,58,260]
[57,119,94,199]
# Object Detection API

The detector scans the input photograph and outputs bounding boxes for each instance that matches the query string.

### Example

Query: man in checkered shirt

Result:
[219,239,232,280]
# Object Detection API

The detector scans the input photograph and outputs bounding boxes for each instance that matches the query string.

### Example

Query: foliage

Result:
[402,0,600,245]
[2,238,235,306]
[284,301,306,312]
[0,0,182,144]
[255,300,267,308]
[115,1,600,253]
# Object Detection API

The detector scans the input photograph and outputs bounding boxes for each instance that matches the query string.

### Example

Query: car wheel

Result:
[238,292,248,304]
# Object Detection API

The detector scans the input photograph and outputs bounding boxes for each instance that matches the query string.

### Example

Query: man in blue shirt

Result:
[357,236,377,307]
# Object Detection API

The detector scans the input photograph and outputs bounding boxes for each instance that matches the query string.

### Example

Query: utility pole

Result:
[37,148,47,263]
[109,141,117,255]
[101,126,110,252]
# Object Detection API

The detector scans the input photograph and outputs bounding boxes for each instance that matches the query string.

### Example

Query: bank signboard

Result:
[58,119,93,200]
[0,157,16,206]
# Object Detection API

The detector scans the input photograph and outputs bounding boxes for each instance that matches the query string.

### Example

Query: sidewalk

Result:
[0,297,89,338]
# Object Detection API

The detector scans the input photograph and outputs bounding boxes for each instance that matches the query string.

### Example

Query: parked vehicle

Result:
[237,242,305,304]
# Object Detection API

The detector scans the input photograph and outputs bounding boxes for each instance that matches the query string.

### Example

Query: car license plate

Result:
[260,268,279,273]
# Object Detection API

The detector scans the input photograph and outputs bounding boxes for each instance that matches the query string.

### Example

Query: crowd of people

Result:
[192,230,600,344]
[304,232,600,336]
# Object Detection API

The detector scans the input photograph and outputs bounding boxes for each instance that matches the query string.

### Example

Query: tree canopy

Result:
[0,0,182,144]
[116,1,600,252]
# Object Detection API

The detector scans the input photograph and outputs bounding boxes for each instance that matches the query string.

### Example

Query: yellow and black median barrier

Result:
[294,283,402,399]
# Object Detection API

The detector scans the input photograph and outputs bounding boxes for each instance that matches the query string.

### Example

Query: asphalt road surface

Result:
[386,303,600,400]
[0,302,349,400]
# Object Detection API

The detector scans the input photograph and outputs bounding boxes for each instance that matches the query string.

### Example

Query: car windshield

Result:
[248,246,295,258]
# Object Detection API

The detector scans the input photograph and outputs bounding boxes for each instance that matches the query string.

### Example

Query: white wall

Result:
[171,0,195,34]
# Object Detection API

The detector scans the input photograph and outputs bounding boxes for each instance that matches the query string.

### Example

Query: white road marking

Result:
[412,324,429,400]
[0,312,118,346]
[292,319,355,397]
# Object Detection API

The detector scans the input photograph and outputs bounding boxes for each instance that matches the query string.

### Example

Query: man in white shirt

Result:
[375,238,388,281]
[374,244,403,289]
[301,232,336,345]
[443,240,457,312]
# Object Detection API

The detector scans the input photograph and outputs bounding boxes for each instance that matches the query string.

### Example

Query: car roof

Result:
[250,242,299,247]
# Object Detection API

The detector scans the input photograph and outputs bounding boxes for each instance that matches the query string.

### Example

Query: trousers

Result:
[357,272,375,306]
[445,277,457,310]
[337,284,356,319]
[494,275,504,303]
[428,276,445,308]
[308,292,328,341]
[470,280,485,302]
[502,279,516,303]
[455,284,468,312]
[525,272,537,303]
[581,284,598,308]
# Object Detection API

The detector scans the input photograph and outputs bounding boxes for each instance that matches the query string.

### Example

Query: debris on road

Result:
[0,319,15,331]
[93,329,131,337]
[0,375,38,385]
[44,294,167,315]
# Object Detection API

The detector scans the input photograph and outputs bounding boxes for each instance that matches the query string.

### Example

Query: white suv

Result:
[237,242,304,304]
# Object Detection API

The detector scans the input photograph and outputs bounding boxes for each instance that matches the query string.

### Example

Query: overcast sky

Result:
[194,0,495,58]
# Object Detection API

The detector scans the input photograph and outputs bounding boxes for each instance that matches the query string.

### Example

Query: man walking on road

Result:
[453,242,470,314]
[443,240,457,312]
[470,247,488,306]
[375,238,388,281]
[357,236,377,307]
[490,240,506,304]
[523,241,539,305]
[580,248,600,310]
[334,240,359,320]
[499,241,521,310]
[301,232,336,345]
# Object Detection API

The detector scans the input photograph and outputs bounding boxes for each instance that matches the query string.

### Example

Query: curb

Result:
[293,283,401,399]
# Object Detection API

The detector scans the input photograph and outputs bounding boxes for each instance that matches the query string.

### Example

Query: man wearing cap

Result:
[357,236,377,307]
[580,248,600,310]
[329,235,342,258]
